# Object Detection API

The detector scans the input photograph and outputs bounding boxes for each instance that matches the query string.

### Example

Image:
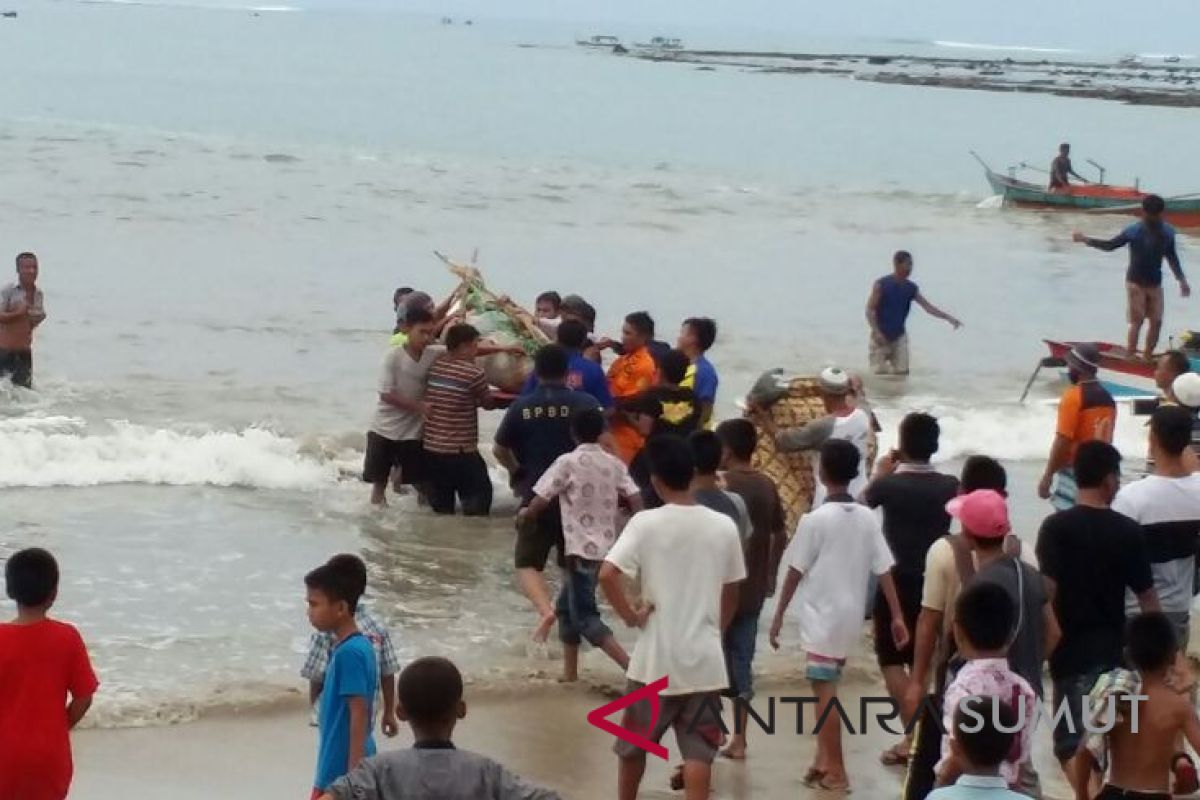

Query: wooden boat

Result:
[973,152,1200,227]
[1022,339,1200,401]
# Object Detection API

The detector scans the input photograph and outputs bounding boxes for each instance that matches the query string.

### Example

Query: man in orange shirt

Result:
[1038,343,1117,510]
[607,311,659,463]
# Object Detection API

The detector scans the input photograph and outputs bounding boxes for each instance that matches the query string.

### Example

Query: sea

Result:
[2,0,1200,728]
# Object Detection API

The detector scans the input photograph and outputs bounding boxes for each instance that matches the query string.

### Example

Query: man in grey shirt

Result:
[0,251,47,388]
[322,657,561,800]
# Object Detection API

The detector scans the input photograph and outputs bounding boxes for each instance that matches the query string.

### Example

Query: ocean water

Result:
[1,1,1198,726]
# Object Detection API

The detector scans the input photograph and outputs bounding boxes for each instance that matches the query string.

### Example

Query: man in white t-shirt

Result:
[1113,404,1200,649]
[364,308,445,506]
[600,436,746,800]
[760,366,875,505]
[769,439,909,793]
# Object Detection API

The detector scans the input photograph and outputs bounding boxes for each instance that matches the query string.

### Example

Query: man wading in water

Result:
[0,252,46,389]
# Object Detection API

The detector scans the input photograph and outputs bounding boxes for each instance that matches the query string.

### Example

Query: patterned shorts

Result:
[806,652,847,683]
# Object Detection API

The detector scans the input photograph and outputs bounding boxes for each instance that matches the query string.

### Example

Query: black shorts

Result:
[426,451,493,517]
[873,572,923,668]
[362,432,427,485]
[514,501,565,571]
[0,349,32,389]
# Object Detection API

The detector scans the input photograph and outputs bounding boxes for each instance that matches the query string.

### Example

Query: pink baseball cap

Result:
[946,489,1010,538]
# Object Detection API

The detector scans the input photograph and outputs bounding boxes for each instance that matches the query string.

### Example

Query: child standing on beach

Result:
[770,439,910,792]
[937,582,1038,793]
[518,407,643,681]
[305,559,378,798]
[0,548,99,800]
[928,697,1028,800]
[301,554,400,736]
[319,656,562,800]
[1075,612,1200,800]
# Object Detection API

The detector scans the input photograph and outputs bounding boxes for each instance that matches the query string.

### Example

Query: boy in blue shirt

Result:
[929,696,1027,800]
[678,316,719,428]
[305,560,378,798]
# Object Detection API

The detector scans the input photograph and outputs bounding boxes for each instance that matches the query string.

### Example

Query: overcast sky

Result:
[313,0,1200,53]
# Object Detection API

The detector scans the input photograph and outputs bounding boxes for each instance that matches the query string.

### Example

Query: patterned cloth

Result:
[532,443,640,559]
[301,606,400,682]
[939,658,1038,787]
[1083,668,1143,775]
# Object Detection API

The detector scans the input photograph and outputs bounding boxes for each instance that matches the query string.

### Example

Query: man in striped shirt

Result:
[424,324,497,516]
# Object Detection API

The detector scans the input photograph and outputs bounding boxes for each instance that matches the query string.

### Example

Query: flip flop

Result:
[719,748,747,761]
[802,767,826,787]
[879,744,908,766]
[1173,752,1199,795]
[816,777,852,794]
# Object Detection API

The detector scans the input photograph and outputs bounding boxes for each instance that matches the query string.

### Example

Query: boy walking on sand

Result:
[301,554,400,735]
[306,559,378,798]
[770,439,910,792]
[1075,612,1200,800]
[0,548,98,800]
[518,408,643,681]
[600,436,746,800]
[320,656,562,800]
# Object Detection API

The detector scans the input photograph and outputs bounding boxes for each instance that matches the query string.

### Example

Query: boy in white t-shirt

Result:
[518,408,643,682]
[600,436,746,800]
[769,439,909,793]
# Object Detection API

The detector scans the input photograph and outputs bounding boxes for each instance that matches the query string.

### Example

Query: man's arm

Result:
[1073,230,1129,251]
[908,607,944,702]
[380,391,427,415]
[347,696,369,773]
[720,582,739,631]
[1042,601,1062,659]
[866,280,883,340]
[775,415,836,454]
[1167,238,1191,297]
[493,443,520,473]
[0,303,26,323]
[67,695,94,729]
[1038,434,1072,499]
[878,571,910,650]
[380,673,398,737]
[914,293,961,329]
[766,495,787,596]
[768,567,802,649]
[599,562,652,628]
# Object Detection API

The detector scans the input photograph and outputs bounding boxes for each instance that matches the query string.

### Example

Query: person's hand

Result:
[1072,231,1087,244]
[1182,280,1192,299]
[1037,473,1053,500]
[381,712,399,738]
[514,507,530,529]
[505,345,525,355]
[876,450,900,476]
[892,619,911,650]
[769,617,783,650]
[594,337,615,351]
[626,603,654,629]
[902,679,925,722]
[415,401,430,418]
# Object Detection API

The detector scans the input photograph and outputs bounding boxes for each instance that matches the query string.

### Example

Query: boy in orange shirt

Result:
[607,311,659,463]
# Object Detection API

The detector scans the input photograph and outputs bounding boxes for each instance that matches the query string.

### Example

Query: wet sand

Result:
[72,674,1070,799]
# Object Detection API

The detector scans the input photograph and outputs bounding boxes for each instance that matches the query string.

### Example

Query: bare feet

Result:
[532,610,556,643]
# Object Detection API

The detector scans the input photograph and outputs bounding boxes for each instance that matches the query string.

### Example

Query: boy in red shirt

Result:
[0,548,99,800]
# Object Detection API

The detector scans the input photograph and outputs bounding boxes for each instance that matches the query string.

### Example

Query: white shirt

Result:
[533,444,641,560]
[605,504,746,695]
[1113,473,1200,615]
[811,408,872,506]
[783,500,895,659]
[369,344,445,441]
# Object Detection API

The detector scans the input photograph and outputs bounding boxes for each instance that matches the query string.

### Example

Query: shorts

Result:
[1165,610,1191,652]
[1051,468,1077,512]
[514,501,565,570]
[723,609,760,701]
[805,652,846,683]
[870,333,910,376]
[1126,282,1165,324]
[1097,787,1169,800]
[1051,669,1105,761]
[873,572,922,668]
[0,348,32,388]
[426,451,493,516]
[555,557,612,646]
[362,432,427,485]
[612,683,723,763]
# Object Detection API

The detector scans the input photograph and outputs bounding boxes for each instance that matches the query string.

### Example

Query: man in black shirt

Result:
[1035,441,1159,798]
[865,412,959,767]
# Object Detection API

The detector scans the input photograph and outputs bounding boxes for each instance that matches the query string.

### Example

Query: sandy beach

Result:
[72,665,1071,799]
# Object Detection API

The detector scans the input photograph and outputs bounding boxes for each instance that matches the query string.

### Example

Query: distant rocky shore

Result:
[633,49,1200,109]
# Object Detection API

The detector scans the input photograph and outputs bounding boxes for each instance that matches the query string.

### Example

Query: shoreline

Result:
[627,49,1200,109]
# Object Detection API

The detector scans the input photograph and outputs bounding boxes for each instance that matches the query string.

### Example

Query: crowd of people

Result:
[5,237,1200,800]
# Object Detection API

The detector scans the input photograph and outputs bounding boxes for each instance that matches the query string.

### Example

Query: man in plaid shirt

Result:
[301,555,400,736]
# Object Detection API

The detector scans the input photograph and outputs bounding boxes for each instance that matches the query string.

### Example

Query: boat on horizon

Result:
[576,35,621,48]
[972,151,1200,228]
[634,36,684,52]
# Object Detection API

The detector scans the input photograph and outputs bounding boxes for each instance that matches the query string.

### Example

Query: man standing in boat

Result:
[1072,194,1189,361]
[866,251,961,376]
[1049,143,1088,190]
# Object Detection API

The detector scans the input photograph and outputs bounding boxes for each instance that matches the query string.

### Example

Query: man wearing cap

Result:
[758,366,875,506]
[904,489,1057,800]
[1073,194,1189,361]
[1038,343,1116,510]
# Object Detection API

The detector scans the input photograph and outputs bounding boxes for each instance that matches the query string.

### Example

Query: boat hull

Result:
[1042,339,1200,399]
[985,171,1200,228]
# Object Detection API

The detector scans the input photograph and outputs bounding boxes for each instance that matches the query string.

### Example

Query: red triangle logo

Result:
[586,675,670,760]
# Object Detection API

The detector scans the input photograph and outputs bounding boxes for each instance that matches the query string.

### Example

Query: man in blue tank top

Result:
[866,251,961,375]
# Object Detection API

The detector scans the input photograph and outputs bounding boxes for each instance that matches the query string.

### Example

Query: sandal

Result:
[879,744,908,767]
[816,776,852,793]
[802,767,826,787]
[1173,752,1199,795]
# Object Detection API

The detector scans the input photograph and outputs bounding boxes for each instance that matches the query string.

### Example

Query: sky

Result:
[305,0,1200,54]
